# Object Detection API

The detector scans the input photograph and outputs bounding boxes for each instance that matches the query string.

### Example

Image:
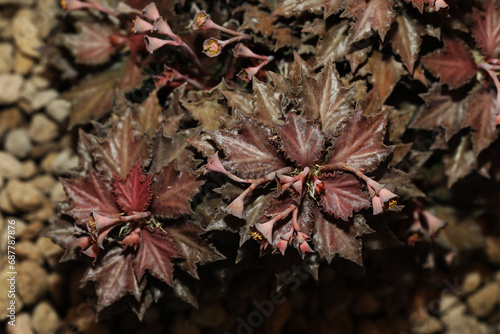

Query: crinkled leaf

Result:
[273,0,344,18]
[182,81,229,131]
[91,111,151,180]
[83,247,142,311]
[313,20,349,69]
[221,89,254,118]
[63,22,122,65]
[277,113,325,167]
[318,173,371,221]
[296,63,355,135]
[41,214,79,262]
[241,5,276,37]
[463,87,497,156]
[166,222,226,279]
[421,38,476,89]
[472,1,500,59]
[151,163,204,218]
[133,227,184,286]
[328,109,393,172]
[358,51,404,104]
[403,0,434,13]
[65,63,123,128]
[61,168,120,226]
[210,114,287,179]
[112,160,152,214]
[252,78,285,126]
[343,0,396,43]
[387,13,424,74]
[150,127,200,173]
[133,92,164,136]
[409,84,468,141]
[312,211,373,265]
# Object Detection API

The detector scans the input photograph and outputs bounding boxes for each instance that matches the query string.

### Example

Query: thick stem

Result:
[180,42,204,74]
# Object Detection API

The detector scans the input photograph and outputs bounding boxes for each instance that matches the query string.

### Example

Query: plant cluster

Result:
[44,0,499,319]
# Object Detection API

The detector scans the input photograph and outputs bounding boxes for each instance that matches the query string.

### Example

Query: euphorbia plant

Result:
[194,63,401,265]
[44,100,224,318]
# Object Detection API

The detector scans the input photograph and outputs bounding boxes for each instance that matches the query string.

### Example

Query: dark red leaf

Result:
[403,0,434,13]
[312,211,373,265]
[132,92,164,136]
[421,38,477,89]
[342,0,396,43]
[472,1,500,59]
[444,135,477,187]
[63,22,123,65]
[273,0,344,18]
[318,173,371,221]
[166,222,226,279]
[409,84,468,141]
[83,247,142,311]
[61,169,120,226]
[358,51,405,104]
[277,113,325,167]
[113,160,153,214]
[296,63,356,135]
[463,87,498,156]
[91,111,152,180]
[327,109,393,172]
[133,227,184,286]
[387,13,424,74]
[252,78,286,126]
[210,113,287,179]
[150,163,204,218]
[41,214,79,262]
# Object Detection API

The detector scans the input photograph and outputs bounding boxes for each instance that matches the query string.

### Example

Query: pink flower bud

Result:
[75,235,93,251]
[204,152,227,175]
[276,239,288,255]
[133,16,154,34]
[232,43,259,59]
[299,241,314,258]
[154,17,175,39]
[142,2,160,21]
[81,243,100,259]
[144,36,179,53]
[421,210,447,237]
[379,188,398,204]
[256,219,275,243]
[371,195,384,215]
[120,227,141,250]
[434,0,448,10]
[225,195,245,219]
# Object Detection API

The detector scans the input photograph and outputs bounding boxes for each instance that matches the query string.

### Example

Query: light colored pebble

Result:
[36,237,63,268]
[0,74,23,105]
[0,191,17,214]
[21,220,44,240]
[50,182,66,202]
[21,160,38,180]
[466,282,500,317]
[30,89,59,111]
[46,99,71,123]
[14,52,35,75]
[23,198,54,221]
[0,43,13,74]
[12,9,43,58]
[29,114,59,143]
[32,301,60,334]
[6,312,32,334]
[5,128,32,159]
[0,152,23,179]
[5,179,44,212]
[32,174,56,194]
[15,240,43,264]
[17,260,48,305]
[0,107,23,138]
